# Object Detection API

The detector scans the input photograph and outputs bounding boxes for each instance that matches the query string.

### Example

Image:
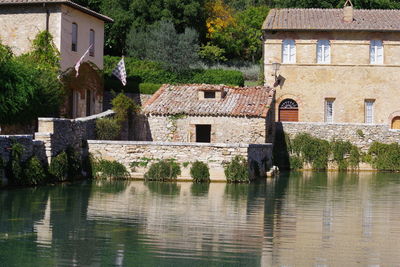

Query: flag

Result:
[75,44,93,77]
[112,57,127,86]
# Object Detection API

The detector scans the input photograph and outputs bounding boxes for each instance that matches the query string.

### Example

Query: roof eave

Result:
[0,1,113,23]
[262,28,400,32]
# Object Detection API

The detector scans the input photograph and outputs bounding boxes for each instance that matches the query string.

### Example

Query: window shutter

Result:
[282,40,289,63]
[324,41,330,63]
[289,40,296,63]
[370,40,376,64]
[317,41,323,63]
[376,41,383,64]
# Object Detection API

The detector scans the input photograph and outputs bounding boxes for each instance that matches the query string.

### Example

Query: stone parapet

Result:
[88,140,273,181]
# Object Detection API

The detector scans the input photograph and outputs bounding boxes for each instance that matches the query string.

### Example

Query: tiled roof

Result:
[263,8,400,31]
[0,0,113,22]
[142,84,275,118]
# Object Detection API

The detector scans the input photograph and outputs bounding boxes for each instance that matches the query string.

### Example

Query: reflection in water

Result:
[0,173,399,266]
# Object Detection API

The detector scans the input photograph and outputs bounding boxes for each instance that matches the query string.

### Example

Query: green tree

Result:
[126,20,199,71]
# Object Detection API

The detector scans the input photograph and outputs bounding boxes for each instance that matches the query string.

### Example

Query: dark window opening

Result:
[86,90,91,116]
[196,125,211,143]
[204,91,216,99]
[89,29,95,56]
[72,23,78,52]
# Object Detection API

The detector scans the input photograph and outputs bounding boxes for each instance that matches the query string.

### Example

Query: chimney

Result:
[343,0,354,23]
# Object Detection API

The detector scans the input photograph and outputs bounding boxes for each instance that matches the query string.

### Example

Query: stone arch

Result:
[60,61,103,118]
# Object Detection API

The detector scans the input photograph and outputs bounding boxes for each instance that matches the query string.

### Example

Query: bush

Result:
[144,159,181,181]
[190,161,210,183]
[191,69,244,86]
[103,56,245,88]
[49,151,69,181]
[22,156,47,186]
[111,93,140,123]
[96,118,121,140]
[224,156,249,183]
[368,142,400,171]
[6,142,24,185]
[93,159,129,180]
[139,83,162,94]
[289,155,303,170]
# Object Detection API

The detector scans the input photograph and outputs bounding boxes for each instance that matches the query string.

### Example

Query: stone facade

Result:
[279,122,400,152]
[0,3,107,71]
[88,140,273,181]
[138,115,273,144]
[263,25,400,126]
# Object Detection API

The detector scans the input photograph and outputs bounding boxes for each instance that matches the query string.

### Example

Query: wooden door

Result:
[392,117,400,129]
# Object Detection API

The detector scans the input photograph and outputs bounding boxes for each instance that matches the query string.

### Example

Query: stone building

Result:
[0,0,113,118]
[140,84,275,144]
[262,2,400,129]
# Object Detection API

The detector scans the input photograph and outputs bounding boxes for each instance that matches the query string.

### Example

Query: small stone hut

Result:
[138,84,275,144]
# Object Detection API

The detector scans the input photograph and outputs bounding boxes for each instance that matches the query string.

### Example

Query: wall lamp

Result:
[272,62,281,81]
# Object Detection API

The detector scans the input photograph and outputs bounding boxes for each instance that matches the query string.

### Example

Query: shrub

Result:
[224,156,249,183]
[93,159,129,180]
[66,146,81,179]
[49,151,69,181]
[22,156,47,186]
[144,159,181,181]
[368,142,400,171]
[139,83,162,94]
[191,69,245,86]
[6,142,24,185]
[331,140,353,171]
[96,118,121,140]
[190,161,210,183]
[111,93,140,123]
[289,155,303,170]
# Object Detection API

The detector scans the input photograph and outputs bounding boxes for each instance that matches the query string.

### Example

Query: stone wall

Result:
[88,141,273,181]
[35,110,114,161]
[279,122,400,151]
[138,115,271,144]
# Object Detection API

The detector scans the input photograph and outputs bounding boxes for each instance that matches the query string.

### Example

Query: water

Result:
[1,172,400,266]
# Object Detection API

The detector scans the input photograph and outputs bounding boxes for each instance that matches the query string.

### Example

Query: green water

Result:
[1,172,400,266]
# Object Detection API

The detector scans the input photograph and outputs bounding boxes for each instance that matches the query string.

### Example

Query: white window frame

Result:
[72,23,78,52]
[325,99,334,123]
[317,40,331,64]
[365,100,374,124]
[282,39,296,64]
[89,29,95,57]
[370,40,383,64]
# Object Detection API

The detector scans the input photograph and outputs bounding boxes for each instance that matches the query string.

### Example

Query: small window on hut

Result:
[204,91,216,99]
[196,125,211,143]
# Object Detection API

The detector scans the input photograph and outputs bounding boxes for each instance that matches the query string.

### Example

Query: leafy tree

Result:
[126,20,199,71]
[274,0,400,9]
[205,0,235,39]
[208,5,269,61]
[0,31,62,125]
[198,42,227,65]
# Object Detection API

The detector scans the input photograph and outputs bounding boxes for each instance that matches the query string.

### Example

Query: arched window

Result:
[72,23,78,52]
[279,99,298,122]
[89,29,95,56]
[392,116,400,129]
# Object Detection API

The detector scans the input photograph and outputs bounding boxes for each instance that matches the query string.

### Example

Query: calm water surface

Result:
[1,172,400,266]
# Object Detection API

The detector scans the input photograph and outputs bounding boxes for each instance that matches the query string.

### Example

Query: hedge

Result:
[104,56,245,93]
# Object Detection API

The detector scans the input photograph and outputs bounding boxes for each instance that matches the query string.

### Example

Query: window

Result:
[72,23,78,52]
[370,40,383,64]
[317,40,330,64]
[196,125,211,143]
[325,99,334,123]
[204,91,216,99]
[89,29,95,57]
[365,100,374,124]
[282,39,296,63]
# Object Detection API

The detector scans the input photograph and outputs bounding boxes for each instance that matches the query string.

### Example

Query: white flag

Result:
[112,57,127,86]
[75,44,93,77]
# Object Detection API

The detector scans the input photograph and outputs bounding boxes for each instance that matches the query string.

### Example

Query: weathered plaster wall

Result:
[0,5,61,56]
[88,140,273,181]
[141,115,269,144]
[279,122,400,152]
[264,31,400,124]
[60,4,105,70]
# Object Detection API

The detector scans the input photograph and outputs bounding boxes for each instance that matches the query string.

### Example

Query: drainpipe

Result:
[44,3,50,32]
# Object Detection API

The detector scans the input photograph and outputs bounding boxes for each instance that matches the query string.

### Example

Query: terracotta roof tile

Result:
[263,8,400,31]
[0,0,113,22]
[142,84,275,118]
